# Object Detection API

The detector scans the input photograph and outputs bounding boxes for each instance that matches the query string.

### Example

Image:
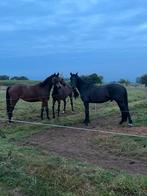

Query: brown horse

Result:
[52,78,79,118]
[6,73,59,122]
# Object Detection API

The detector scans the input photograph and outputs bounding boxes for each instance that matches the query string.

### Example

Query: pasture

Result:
[0,83,147,195]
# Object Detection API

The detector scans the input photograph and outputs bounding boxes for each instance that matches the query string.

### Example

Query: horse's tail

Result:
[124,88,133,125]
[72,88,79,99]
[6,87,11,117]
[124,88,129,108]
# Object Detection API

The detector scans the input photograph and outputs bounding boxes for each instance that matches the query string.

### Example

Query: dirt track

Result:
[20,116,147,175]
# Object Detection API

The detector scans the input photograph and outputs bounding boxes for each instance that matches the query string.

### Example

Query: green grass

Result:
[0,80,39,86]
[94,135,147,161]
[0,140,147,196]
[0,85,147,195]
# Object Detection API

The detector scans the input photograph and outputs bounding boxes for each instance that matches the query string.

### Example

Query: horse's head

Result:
[70,72,79,88]
[52,73,62,89]
[59,78,66,86]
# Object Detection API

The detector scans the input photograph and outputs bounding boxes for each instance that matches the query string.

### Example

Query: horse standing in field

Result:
[52,78,79,118]
[70,73,133,126]
[6,73,59,122]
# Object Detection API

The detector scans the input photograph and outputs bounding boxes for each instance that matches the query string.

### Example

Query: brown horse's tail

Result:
[6,87,11,117]
[72,88,79,99]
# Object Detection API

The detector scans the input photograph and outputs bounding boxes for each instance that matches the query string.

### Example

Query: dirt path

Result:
[19,118,147,175]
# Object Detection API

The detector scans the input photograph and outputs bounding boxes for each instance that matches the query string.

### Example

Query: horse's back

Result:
[52,84,72,100]
[8,84,48,101]
[106,83,127,101]
[80,85,109,103]
[56,85,72,99]
[8,84,25,97]
[81,83,127,103]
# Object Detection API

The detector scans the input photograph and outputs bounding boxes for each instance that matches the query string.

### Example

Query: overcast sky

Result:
[0,0,147,81]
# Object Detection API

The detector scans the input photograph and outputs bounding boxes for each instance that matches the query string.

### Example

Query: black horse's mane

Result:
[76,75,96,87]
[39,75,54,87]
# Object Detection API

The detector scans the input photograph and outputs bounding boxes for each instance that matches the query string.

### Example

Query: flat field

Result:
[0,83,147,195]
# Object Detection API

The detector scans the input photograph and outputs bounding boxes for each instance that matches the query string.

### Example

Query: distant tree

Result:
[11,76,29,80]
[139,74,147,87]
[10,76,18,80]
[118,79,126,84]
[136,77,141,84]
[81,73,103,84]
[118,79,130,86]
[18,76,29,80]
[0,75,9,80]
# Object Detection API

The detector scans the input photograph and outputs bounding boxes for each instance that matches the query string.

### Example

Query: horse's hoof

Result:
[83,120,89,126]
[128,123,133,127]
[119,121,123,125]
[9,121,14,124]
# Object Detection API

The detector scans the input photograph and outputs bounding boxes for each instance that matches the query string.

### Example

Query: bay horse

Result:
[52,78,79,118]
[70,73,133,126]
[6,73,59,122]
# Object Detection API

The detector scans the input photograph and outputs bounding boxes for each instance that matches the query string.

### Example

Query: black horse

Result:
[70,73,133,126]
[6,73,60,122]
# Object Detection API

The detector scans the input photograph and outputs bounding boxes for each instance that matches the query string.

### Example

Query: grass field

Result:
[0,83,147,195]
[0,80,39,87]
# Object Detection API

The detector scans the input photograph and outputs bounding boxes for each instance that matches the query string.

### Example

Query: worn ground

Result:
[19,115,147,175]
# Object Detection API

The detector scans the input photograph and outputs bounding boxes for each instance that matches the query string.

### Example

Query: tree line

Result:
[0,73,147,86]
[136,74,147,87]
[0,75,29,80]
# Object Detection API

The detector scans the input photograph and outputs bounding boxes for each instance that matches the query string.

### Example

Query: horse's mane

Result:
[60,78,67,86]
[77,75,95,87]
[39,75,54,87]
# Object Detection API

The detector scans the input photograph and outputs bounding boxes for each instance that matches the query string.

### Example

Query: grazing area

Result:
[0,83,147,195]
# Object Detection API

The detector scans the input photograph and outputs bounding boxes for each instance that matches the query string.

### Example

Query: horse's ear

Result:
[76,72,78,75]
[57,73,59,76]
[70,72,72,76]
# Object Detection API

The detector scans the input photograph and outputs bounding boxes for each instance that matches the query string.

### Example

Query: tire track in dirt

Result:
[19,118,147,175]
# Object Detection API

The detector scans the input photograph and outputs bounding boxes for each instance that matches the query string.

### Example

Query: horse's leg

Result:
[124,104,133,126]
[69,95,74,112]
[57,100,61,117]
[63,99,66,113]
[83,102,90,125]
[116,100,128,124]
[127,112,133,126]
[8,98,19,123]
[41,102,44,120]
[45,100,50,120]
[52,99,56,118]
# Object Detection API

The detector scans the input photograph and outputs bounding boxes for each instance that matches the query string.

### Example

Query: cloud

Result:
[62,0,98,12]
[0,0,147,57]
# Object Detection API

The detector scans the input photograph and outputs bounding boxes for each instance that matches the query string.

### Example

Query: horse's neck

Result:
[46,82,53,91]
[61,80,66,86]
[76,78,87,92]
[52,85,59,94]
[40,81,52,92]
